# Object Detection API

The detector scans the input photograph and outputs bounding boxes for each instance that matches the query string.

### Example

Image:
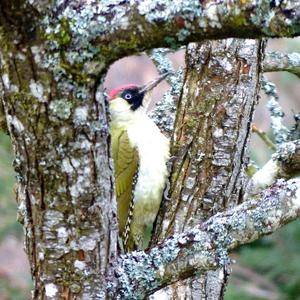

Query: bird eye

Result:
[124,93,132,100]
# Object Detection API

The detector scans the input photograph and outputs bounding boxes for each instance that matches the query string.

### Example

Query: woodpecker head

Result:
[108,73,169,120]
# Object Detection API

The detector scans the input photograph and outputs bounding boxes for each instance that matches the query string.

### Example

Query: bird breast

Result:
[127,115,170,223]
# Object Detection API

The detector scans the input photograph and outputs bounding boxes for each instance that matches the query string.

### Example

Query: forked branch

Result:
[110,177,300,299]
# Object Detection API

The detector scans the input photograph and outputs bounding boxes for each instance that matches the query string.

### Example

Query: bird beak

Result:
[139,72,170,94]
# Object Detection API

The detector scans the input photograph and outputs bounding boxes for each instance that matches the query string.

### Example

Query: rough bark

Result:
[151,39,264,299]
[264,51,300,78]
[0,1,300,300]
[3,0,299,78]
[109,177,300,299]
[26,0,300,66]
[0,3,118,299]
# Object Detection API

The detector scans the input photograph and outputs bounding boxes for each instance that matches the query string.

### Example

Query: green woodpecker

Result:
[109,74,170,251]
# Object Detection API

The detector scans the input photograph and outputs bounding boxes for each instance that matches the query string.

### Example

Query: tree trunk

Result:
[152,39,265,299]
[0,5,117,298]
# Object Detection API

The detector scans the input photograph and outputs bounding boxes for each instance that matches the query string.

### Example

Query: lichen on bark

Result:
[0,1,300,299]
[152,39,265,298]
[0,3,118,298]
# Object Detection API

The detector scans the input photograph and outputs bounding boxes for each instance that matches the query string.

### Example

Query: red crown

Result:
[108,84,138,101]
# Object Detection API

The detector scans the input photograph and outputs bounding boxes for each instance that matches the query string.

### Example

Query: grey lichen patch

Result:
[177,28,191,41]
[29,79,46,102]
[137,0,202,26]
[274,141,297,162]
[45,283,58,299]
[202,2,222,29]
[6,115,25,134]
[78,234,98,251]
[263,76,289,144]
[149,48,175,76]
[289,178,300,208]
[113,228,219,299]
[116,249,158,297]
[206,218,231,249]
[272,140,300,177]
[41,5,105,94]
[49,99,72,120]
[42,211,70,259]
[264,51,300,78]
[74,106,89,127]
[114,253,158,299]
[148,50,183,136]
[44,210,64,227]
[42,1,119,65]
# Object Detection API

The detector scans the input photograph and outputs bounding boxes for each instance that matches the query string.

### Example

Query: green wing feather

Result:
[111,128,138,236]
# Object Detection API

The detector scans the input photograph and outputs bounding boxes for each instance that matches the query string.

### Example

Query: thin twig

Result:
[252,124,276,151]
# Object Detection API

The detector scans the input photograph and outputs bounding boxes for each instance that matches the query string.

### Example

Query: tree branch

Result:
[264,51,300,78]
[148,48,183,136]
[110,178,300,299]
[262,77,289,144]
[37,0,300,73]
[249,140,300,195]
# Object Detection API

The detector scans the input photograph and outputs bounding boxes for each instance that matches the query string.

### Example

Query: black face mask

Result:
[121,88,145,111]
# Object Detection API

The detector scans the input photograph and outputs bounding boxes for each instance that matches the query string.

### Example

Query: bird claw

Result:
[163,179,171,201]
[167,155,176,173]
